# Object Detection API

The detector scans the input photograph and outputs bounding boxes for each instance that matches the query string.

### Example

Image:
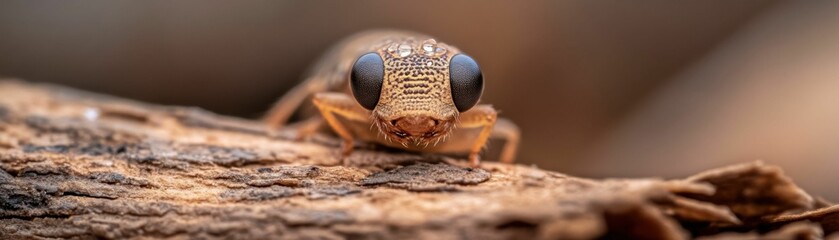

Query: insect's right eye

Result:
[350,52,385,110]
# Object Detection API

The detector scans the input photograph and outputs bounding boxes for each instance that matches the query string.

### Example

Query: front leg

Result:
[311,92,371,160]
[457,105,499,167]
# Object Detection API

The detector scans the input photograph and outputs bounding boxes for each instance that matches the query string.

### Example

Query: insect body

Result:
[264,30,519,167]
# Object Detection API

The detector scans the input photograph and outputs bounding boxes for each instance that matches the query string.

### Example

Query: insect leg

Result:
[284,116,325,140]
[457,105,498,167]
[311,92,371,160]
[262,79,328,128]
[490,118,520,164]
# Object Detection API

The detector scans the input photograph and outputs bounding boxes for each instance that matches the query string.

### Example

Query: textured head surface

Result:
[370,37,462,146]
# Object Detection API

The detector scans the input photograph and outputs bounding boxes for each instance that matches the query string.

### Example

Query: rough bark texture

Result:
[0,80,836,240]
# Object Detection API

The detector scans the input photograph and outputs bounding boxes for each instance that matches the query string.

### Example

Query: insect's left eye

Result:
[449,54,484,112]
[350,52,385,110]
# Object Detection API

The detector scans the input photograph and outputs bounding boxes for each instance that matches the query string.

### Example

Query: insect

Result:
[263,30,519,167]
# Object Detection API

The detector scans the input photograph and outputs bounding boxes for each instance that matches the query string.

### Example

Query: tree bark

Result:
[0,80,836,239]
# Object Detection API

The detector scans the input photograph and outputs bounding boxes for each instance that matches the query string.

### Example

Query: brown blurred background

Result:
[2,1,837,200]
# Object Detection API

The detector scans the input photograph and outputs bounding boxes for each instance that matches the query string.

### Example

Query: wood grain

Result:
[0,80,835,239]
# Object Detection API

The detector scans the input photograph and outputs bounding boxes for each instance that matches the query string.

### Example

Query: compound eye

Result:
[449,54,484,112]
[350,52,385,110]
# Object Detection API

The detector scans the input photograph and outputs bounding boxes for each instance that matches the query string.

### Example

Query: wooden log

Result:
[0,80,836,239]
